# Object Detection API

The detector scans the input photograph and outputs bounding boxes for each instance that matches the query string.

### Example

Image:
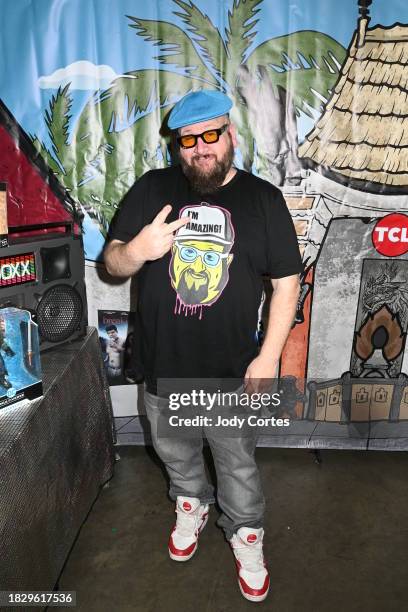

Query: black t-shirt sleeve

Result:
[265,186,304,278]
[109,172,152,243]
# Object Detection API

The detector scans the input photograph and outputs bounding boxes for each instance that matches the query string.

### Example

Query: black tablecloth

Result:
[0,327,115,608]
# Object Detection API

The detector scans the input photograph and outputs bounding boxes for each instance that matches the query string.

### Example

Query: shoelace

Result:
[232,538,264,573]
[175,507,201,537]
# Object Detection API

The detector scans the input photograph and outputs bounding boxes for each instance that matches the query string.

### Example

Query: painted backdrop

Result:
[1,0,408,447]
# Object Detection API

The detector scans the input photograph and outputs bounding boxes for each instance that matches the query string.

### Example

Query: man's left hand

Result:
[244,355,279,394]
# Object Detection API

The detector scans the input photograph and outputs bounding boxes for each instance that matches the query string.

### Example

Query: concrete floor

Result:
[56,446,408,612]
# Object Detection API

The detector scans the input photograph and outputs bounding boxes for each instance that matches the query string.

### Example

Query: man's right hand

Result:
[104,205,190,278]
[128,205,190,262]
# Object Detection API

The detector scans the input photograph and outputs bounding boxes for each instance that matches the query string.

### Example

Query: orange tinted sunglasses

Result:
[177,124,229,149]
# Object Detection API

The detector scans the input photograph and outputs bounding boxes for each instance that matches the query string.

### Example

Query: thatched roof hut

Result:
[298,20,408,192]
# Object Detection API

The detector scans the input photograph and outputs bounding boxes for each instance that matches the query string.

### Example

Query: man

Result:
[105,324,125,380]
[104,90,302,603]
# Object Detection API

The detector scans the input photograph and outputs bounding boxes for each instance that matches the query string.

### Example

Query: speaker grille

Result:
[37,284,83,343]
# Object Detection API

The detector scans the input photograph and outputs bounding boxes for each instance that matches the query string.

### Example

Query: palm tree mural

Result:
[31,0,346,237]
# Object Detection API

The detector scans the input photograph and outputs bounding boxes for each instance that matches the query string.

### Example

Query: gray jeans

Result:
[144,389,265,540]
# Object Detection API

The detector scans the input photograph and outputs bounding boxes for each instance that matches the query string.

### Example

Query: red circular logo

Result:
[183,501,192,511]
[247,534,257,543]
[372,213,408,257]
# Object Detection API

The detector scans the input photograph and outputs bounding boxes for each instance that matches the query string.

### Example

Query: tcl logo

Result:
[372,214,408,257]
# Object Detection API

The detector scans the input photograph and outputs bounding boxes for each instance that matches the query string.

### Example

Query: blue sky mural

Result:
[0,0,406,260]
[2,0,405,141]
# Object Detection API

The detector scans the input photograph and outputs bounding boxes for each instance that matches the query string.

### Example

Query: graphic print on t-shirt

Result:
[169,202,235,319]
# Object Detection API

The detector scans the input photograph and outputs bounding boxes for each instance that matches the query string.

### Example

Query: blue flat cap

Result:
[168,90,233,130]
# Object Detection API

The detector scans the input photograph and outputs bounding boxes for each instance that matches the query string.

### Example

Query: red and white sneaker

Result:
[168,496,209,562]
[230,527,270,602]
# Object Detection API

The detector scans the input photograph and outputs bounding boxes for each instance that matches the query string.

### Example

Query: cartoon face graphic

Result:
[170,239,233,306]
[170,203,235,310]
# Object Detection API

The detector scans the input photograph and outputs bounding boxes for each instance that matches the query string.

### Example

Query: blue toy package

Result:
[0,307,42,409]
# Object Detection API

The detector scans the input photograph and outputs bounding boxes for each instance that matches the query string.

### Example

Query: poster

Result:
[98,309,135,386]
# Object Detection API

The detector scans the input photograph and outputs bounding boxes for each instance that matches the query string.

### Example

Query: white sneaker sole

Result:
[238,580,270,603]
[168,514,209,562]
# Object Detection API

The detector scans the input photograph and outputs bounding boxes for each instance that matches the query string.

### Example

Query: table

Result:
[0,327,115,609]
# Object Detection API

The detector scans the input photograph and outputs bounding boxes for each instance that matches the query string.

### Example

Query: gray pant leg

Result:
[205,409,265,540]
[144,390,215,504]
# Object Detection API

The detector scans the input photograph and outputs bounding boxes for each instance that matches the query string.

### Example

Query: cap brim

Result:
[175,234,232,246]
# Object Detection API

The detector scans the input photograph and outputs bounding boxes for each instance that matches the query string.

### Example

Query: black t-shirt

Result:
[110,165,303,394]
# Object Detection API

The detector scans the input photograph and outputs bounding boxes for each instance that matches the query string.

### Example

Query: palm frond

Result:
[30,135,62,176]
[70,69,204,181]
[172,0,229,78]
[244,31,347,116]
[44,84,72,173]
[127,16,218,85]
[225,0,262,68]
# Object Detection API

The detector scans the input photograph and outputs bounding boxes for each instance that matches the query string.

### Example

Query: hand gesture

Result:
[130,205,190,262]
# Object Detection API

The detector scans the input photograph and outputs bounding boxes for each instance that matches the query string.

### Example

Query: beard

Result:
[177,271,209,305]
[180,138,235,195]
[173,262,230,306]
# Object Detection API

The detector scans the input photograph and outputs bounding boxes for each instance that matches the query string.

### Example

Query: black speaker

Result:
[0,222,87,351]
